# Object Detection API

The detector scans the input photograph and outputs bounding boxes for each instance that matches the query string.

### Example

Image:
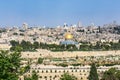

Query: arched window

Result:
[39,76,42,78]
[55,70,57,73]
[81,77,83,80]
[50,76,52,78]
[46,70,48,73]
[37,70,39,73]
[50,70,52,73]
[83,70,85,72]
[71,70,73,72]
[75,70,77,72]
[44,76,47,79]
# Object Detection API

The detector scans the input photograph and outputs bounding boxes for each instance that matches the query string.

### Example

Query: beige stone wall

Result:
[21,49,120,59]
[20,65,120,80]
[0,44,11,50]
[24,67,90,80]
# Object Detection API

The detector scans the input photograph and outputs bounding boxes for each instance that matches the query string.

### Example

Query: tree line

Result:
[10,40,120,52]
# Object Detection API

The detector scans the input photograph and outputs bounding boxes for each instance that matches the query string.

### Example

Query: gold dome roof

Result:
[64,33,73,40]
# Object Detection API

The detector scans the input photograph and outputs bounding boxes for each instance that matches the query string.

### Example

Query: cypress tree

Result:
[88,63,99,80]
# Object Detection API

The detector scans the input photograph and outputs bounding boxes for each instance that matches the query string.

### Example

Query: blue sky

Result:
[0,0,120,27]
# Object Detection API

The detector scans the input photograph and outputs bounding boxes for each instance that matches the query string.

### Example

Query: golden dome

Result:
[65,33,73,40]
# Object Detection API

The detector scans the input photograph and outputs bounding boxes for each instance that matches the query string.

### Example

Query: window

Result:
[83,70,85,72]
[39,76,42,78]
[46,70,48,73]
[37,70,39,73]
[44,76,47,79]
[50,70,52,73]
[50,76,52,78]
[81,77,83,80]
[71,70,73,72]
[55,70,57,73]
[75,70,77,72]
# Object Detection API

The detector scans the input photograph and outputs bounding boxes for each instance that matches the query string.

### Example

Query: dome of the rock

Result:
[65,33,73,40]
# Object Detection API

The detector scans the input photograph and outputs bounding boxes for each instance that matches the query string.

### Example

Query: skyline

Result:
[0,0,120,27]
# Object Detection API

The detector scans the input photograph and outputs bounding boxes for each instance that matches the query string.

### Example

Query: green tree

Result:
[20,65,30,75]
[13,32,18,35]
[20,40,34,51]
[80,44,89,51]
[10,46,23,52]
[10,40,19,46]
[38,58,44,64]
[32,71,38,80]
[24,70,38,80]
[102,68,120,80]
[60,73,77,80]
[116,70,120,80]
[88,63,99,80]
[58,63,68,67]
[95,41,101,50]
[0,50,21,80]
[33,41,39,49]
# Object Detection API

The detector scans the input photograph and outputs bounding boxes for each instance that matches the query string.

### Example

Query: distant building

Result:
[22,23,28,30]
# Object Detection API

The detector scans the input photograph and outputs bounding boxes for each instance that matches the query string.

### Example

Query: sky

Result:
[0,0,120,27]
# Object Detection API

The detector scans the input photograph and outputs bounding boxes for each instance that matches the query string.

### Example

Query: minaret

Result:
[91,22,95,27]
[78,21,82,27]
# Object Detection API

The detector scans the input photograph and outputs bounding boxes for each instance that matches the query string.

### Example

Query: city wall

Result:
[21,49,120,58]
